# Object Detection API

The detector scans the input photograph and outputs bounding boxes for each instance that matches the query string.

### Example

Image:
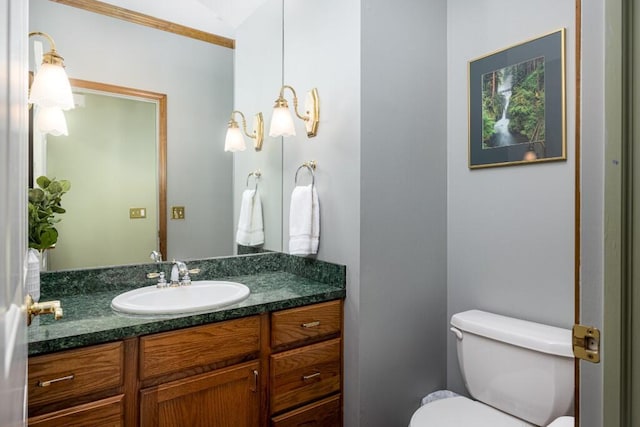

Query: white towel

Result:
[289,184,320,255]
[236,189,264,246]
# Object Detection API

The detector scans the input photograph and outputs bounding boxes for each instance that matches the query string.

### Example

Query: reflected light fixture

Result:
[523,143,538,161]
[224,110,264,152]
[28,31,74,110]
[35,106,68,136]
[269,85,319,138]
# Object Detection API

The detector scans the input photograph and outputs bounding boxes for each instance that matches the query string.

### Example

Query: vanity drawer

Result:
[28,394,124,427]
[271,394,341,427]
[140,316,261,380]
[271,300,342,349]
[28,342,124,408]
[270,338,341,414]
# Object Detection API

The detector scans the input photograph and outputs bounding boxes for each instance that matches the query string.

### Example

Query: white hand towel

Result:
[289,184,320,256]
[236,189,264,246]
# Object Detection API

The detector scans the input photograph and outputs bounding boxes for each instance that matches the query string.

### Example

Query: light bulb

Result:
[28,63,74,110]
[224,126,246,152]
[35,106,68,136]
[269,105,296,137]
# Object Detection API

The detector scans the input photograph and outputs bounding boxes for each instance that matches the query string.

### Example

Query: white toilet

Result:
[410,310,575,426]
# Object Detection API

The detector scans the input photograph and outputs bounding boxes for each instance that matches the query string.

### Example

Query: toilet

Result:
[410,310,575,426]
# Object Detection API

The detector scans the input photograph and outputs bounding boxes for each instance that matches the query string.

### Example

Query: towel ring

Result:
[294,161,316,186]
[246,170,261,190]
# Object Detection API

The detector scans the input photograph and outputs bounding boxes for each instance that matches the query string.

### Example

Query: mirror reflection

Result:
[29,0,284,271]
[39,80,166,270]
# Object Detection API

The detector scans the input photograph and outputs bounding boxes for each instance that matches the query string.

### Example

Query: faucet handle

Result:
[179,268,199,286]
[147,271,168,288]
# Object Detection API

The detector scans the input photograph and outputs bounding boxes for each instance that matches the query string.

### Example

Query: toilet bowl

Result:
[409,310,574,427]
[409,396,534,426]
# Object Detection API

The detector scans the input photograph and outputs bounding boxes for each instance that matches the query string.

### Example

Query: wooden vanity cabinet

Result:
[269,300,343,426]
[27,300,344,427]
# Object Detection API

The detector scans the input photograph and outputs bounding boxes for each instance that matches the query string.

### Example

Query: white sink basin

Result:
[111,280,250,315]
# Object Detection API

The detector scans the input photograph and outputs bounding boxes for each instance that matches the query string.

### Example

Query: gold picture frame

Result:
[468,29,566,169]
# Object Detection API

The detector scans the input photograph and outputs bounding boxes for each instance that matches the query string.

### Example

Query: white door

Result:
[579,0,632,425]
[0,0,29,425]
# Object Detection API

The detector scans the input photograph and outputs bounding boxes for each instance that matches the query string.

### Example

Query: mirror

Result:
[29,0,284,270]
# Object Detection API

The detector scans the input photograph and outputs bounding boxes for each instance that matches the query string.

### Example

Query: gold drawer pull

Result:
[302,372,321,381]
[37,374,75,387]
[301,321,321,328]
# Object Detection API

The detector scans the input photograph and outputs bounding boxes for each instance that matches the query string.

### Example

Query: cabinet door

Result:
[140,360,260,427]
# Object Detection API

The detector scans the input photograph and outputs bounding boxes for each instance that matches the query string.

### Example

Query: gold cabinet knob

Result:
[25,294,63,326]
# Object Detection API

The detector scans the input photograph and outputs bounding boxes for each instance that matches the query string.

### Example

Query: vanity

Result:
[27,253,346,426]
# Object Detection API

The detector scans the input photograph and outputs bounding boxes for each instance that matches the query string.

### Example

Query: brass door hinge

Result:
[572,324,601,363]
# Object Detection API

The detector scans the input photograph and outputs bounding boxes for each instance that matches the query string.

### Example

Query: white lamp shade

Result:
[224,127,246,152]
[35,106,68,136]
[29,63,75,110]
[269,106,296,137]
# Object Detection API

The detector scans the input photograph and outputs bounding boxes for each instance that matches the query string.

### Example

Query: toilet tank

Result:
[450,310,574,426]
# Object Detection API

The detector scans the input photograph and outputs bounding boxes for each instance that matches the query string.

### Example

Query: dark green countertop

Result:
[29,253,346,356]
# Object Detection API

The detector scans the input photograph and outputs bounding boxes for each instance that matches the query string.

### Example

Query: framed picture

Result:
[468,29,566,169]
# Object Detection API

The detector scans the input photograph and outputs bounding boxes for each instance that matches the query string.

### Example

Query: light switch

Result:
[129,208,146,219]
[171,206,185,220]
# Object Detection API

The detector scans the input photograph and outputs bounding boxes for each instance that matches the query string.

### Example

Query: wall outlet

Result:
[171,206,185,220]
[129,208,147,219]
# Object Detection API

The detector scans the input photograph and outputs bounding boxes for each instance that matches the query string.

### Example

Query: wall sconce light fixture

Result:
[269,85,319,138]
[28,32,74,110]
[29,31,74,136]
[224,111,264,152]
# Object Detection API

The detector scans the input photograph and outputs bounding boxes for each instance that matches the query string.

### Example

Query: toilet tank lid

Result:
[451,310,573,357]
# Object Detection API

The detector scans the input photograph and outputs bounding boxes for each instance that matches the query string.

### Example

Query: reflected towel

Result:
[236,189,264,246]
[289,184,320,256]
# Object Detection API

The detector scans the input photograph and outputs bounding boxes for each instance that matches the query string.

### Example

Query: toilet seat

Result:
[409,396,535,427]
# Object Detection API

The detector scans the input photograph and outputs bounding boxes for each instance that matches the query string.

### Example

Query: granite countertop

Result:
[29,253,346,356]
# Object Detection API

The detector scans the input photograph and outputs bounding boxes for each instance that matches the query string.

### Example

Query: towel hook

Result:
[246,169,262,190]
[294,161,316,186]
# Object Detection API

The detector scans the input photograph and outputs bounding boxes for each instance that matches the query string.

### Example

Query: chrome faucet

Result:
[170,260,200,286]
[149,250,163,263]
[170,260,187,286]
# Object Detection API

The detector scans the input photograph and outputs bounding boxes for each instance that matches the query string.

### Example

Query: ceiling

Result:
[98,0,270,38]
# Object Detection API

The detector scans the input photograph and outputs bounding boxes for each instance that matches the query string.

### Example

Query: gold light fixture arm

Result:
[280,85,307,121]
[28,31,65,67]
[230,110,264,151]
[278,85,320,138]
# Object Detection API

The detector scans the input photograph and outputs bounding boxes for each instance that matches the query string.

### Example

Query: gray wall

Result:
[30,0,234,263]
[360,0,448,426]
[446,0,577,394]
[233,0,283,253]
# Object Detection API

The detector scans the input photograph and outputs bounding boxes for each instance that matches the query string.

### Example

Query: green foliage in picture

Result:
[507,59,545,143]
[28,176,71,251]
[480,56,545,148]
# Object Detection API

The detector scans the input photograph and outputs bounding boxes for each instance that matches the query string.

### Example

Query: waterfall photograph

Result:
[481,56,545,149]
[468,29,565,169]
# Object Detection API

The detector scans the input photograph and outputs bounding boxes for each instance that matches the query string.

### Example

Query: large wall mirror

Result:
[29,0,284,271]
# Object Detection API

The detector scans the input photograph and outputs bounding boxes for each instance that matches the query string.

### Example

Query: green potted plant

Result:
[28,175,71,253]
